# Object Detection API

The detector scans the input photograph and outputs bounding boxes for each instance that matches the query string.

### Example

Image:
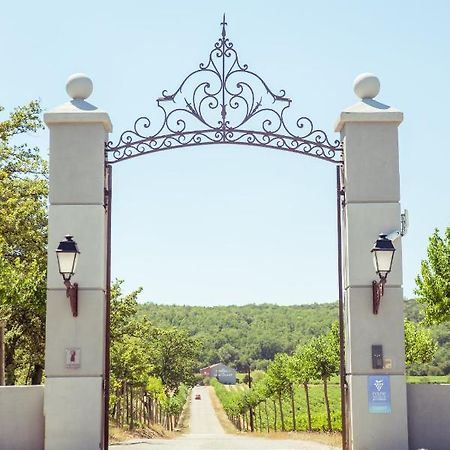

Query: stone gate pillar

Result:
[44,74,111,450]
[336,74,408,450]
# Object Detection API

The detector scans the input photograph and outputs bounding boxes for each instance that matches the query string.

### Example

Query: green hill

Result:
[137,302,338,370]
[137,300,450,375]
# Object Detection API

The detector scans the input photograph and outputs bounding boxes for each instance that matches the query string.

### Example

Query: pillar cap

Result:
[335,100,403,132]
[44,103,113,132]
[336,73,403,131]
[44,73,112,132]
[66,73,93,100]
[353,73,380,100]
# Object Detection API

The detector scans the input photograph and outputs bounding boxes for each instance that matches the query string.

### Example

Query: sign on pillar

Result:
[336,73,408,450]
[44,74,112,450]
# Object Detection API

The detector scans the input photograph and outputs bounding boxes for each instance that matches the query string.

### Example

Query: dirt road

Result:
[111,386,338,450]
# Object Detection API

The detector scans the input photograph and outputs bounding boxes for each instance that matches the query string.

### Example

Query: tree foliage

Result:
[404,299,449,375]
[140,300,449,376]
[138,302,338,370]
[291,342,317,431]
[110,280,200,393]
[210,323,341,433]
[148,326,200,394]
[0,100,47,385]
[308,332,339,382]
[404,319,437,367]
[109,281,200,430]
[415,227,450,324]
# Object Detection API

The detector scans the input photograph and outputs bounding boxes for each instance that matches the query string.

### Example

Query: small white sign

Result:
[383,358,393,369]
[65,348,81,369]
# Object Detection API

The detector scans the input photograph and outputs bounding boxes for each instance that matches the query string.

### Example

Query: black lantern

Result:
[371,234,395,279]
[56,235,80,317]
[371,234,395,315]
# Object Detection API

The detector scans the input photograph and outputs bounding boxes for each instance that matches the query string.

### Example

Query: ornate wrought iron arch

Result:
[106,16,342,164]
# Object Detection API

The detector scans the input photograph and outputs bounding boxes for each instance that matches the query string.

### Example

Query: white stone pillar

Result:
[336,74,408,450]
[44,74,112,450]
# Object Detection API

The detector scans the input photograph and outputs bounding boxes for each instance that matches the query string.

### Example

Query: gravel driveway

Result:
[111,386,339,450]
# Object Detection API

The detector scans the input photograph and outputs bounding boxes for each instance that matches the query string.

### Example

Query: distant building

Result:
[200,363,236,385]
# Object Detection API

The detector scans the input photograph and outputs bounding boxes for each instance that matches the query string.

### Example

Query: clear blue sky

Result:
[2,1,449,305]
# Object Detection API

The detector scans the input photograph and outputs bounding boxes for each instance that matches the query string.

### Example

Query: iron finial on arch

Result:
[106,17,342,164]
[221,13,227,37]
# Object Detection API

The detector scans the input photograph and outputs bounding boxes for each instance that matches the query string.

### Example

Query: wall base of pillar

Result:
[348,374,408,450]
[44,377,103,450]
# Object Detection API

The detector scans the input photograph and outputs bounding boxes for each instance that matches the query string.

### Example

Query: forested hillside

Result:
[138,302,338,370]
[138,300,450,375]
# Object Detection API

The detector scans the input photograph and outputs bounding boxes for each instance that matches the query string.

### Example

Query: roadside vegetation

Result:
[109,281,199,433]
[208,382,342,447]
[209,324,341,433]
[212,378,341,433]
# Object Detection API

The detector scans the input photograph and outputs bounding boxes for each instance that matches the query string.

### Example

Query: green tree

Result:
[415,227,450,324]
[109,280,152,424]
[217,343,240,366]
[109,280,201,431]
[110,280,143,341]
[148,327,200,394]
[0,100,47,385]
[404,319,437,367]
[292,341,317,431]
[111,335,152,388]
[251,377,272,432]
[309,331,339,431]
[266,353,292,431]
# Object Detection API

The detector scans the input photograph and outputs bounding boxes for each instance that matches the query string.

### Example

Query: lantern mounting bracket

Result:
[65,280,78,317]
[372,277,386,315]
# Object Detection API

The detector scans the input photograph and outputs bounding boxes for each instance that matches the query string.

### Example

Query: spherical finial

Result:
[353,73,380,99]
[66,73,93,100]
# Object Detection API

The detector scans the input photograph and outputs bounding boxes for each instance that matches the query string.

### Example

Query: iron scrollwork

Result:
[106,16,342,164]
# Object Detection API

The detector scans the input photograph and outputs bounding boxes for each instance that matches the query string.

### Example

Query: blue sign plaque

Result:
[368,375,391,414]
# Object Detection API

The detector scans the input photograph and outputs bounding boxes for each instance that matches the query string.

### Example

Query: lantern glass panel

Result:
[373,250,394,276]
[57,252,78,278]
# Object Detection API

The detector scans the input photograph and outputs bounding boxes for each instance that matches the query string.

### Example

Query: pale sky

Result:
[2,1,449,305]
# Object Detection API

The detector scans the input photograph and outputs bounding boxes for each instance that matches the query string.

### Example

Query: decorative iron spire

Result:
[221,13,227,38]
[106,18,342,164]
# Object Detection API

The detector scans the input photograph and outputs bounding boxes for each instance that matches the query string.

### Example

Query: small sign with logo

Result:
[65,348,81,369]
[368,375,391,413]
[383,358,392,369]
